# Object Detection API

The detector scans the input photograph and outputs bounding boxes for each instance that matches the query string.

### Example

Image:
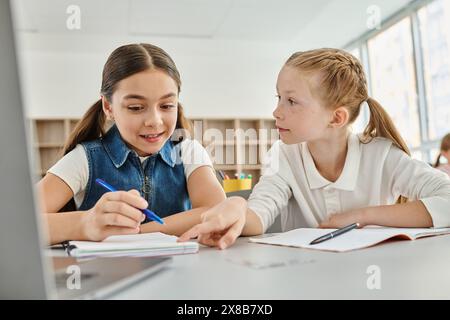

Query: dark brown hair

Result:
[63,43,191,155]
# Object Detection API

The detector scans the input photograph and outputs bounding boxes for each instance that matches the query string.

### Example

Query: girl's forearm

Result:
[141,197,264,237]
[47,207,218,243]
[362,200,433,228]
[140,207,209,236]
[45,212,86,245]
[242,208,264,236]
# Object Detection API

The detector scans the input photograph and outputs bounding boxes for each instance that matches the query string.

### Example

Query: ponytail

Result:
[63,99,107,155]
[176,103,192,132]
[58,99,106,212]
[434,154,442,168]
[362,97,411,156]
[362,97,410,203]
[173,102,192,144]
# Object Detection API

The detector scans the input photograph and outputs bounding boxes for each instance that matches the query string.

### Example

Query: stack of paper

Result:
[65,232,198,258]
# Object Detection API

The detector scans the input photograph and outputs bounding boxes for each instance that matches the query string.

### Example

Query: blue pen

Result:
[95,178,164,225]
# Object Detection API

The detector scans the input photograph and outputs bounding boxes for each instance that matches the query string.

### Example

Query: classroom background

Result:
[11,0,450,188]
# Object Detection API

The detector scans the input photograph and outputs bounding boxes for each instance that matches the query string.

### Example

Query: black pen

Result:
[309,223,360,245]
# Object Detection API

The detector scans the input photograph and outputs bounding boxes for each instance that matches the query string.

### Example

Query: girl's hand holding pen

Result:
[81,189,148,241]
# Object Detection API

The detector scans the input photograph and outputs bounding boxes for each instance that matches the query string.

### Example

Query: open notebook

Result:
[64,232,199,258]
[249,227,450,252]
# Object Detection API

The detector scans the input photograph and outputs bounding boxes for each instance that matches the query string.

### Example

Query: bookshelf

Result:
[30,118,278,185]
[30,119,79,176]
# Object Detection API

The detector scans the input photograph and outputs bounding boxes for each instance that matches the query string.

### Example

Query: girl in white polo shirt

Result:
[179,48,450,249]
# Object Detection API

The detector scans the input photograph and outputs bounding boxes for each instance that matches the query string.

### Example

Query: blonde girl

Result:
[179,48,450,249]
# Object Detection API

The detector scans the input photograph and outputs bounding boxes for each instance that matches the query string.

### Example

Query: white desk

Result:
[109,234,450,299]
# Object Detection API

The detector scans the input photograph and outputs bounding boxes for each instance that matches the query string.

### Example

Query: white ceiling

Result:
[12,0,413,48]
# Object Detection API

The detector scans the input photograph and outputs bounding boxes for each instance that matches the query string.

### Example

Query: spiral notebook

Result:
[64,232,199,258]
[249,227,450,252]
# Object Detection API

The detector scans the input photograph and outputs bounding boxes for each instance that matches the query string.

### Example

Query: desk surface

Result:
[109,234,450,299]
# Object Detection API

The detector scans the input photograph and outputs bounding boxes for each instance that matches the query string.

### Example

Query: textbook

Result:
[249,227,450,252]
[64,232,199,258]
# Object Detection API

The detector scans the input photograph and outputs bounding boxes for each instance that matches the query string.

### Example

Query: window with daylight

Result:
[368,17,421,148]
[418,0,450,141]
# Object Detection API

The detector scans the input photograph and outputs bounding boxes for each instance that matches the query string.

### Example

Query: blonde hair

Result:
[434,133,450,167]
[285,48,410,202]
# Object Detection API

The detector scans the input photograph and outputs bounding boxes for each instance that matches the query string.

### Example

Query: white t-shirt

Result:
[48,139,213,209]
[248,133,450,232]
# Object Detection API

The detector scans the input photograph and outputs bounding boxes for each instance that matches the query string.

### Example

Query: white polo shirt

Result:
[248,133,450,233]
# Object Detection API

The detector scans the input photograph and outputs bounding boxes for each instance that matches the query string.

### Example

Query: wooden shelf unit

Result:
[31,118,278,185]
[30,118,80,176]
[189,118,278,184]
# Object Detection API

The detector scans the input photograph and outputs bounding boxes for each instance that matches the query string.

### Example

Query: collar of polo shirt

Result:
[301,133,361,191]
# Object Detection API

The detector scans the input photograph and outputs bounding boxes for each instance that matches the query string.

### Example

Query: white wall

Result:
[14,0,412,119]
[17,34,295,119]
